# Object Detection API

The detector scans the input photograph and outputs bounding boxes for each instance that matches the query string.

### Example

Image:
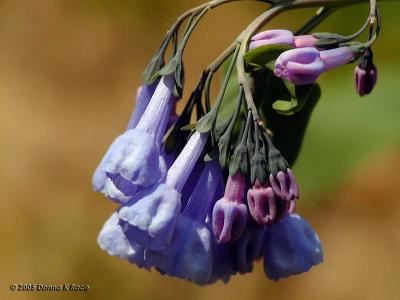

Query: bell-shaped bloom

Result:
[354,64,377,97]
[263,214,323,281]
[92,75,175,202]
[235,223,265,274]
[97,211,148,269]
[145,161,222,285]
[275,46,354,85]
[269,168,299,202]
[250,29,317,50]
[118,131,209,250]
[212,171,248,244]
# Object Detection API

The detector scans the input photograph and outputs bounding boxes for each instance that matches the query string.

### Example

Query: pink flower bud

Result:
[250,30,294,50]
[354,64,377,97]
[275,47,355,85]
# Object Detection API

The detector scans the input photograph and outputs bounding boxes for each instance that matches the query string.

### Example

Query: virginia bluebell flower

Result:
[274,47,355,85]
[145,161,223,285]
[263,214,323,281]
[118,131,209,250]
[92,75,175,203]
[249,29,317,50]
[212,171,248,244]
[97,211,148,269]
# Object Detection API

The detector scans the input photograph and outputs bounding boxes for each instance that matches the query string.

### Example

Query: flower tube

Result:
[92,75,175,202]
[212,172,248,244]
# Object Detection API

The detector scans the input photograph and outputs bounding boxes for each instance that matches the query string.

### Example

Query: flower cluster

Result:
[94,74,322,285]
[93,0,383,287]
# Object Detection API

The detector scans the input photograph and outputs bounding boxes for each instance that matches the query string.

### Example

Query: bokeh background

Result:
[1,0,400,299]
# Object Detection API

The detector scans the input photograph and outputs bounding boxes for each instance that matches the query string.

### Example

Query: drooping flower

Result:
[212,171,248,244]
[249,29,317,50]
[266,139,299,203]
[274,46,355,85]
[263,214,323,281]
[145,161,223,285]
[118,131,209,250]
[97,211,148,269]
[92,75,175,202]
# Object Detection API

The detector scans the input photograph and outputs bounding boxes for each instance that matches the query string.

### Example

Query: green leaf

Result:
[244,44,293,71]
[253,68,322,165]
[196,110,217,133]
[272,83,317,116]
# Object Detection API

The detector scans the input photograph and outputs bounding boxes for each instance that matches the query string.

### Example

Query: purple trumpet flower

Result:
[92,75,175,202]
[212,171,248,244]
[269,168,299,202]
[145,161,223,285]
[249,29,317,50]
[275,46,355,85]
[263,214,323,281]
[97,211,148,269]
[118,131,209,251]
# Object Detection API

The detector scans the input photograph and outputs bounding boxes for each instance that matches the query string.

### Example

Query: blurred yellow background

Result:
[1,0,400,299]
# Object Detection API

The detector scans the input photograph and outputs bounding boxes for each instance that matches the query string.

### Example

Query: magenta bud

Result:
[212,172,248,244]
[354,65,377,97]
[247,181,276,225]
[269,169,299,202]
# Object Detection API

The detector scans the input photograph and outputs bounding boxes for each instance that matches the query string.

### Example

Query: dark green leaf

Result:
[196,110,217,133]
